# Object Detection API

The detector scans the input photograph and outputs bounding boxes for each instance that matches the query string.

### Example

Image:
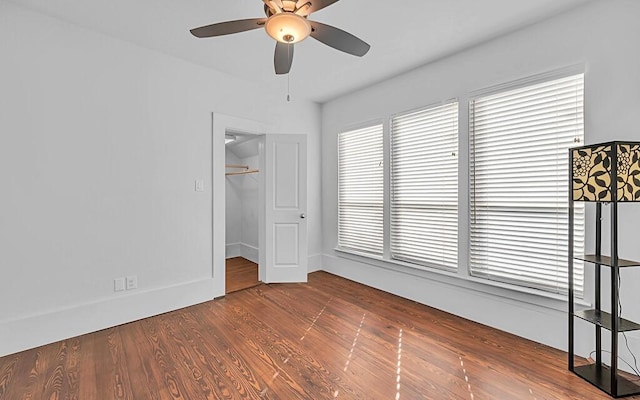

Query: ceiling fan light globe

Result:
[265,13,311,43]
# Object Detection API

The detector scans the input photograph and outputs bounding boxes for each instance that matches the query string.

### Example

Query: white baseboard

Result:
[227,246,315,270]
[240,243,259,264]
[226,248,317,277]
[226,243,258,263]
[319,253,581,354]
[308,253,323,273]
[226,242,241,259]
[319,252,639,372]
[0,278,216,358]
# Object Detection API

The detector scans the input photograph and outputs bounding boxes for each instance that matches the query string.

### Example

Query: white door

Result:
[260,134,308,283]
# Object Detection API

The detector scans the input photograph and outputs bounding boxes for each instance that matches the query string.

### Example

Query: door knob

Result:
[300,213,306,219]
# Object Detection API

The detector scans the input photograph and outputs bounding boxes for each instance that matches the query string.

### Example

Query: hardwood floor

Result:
[226,257,260,294]
[1,271,637,399]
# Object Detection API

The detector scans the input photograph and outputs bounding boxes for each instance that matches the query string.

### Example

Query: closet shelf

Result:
[226,169,259,176]
[225,164,259,176]
[226,164,249,169]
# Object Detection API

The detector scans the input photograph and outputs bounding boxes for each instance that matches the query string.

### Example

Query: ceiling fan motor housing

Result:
[264,1,301,16]
[265,12,311,43]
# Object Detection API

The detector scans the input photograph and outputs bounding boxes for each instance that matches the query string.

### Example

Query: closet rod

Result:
[226,169,259,176]
[225,164,249,170]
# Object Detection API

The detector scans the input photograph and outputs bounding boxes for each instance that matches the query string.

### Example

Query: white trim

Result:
[468,72,585,296]
[225,242,242,259]
[0,278,216,357]
[240,243,259,264]
[322,252,594,355]
[389,97,459,120]
[389,101,459,270]
[469,64,585,100]
[307,254,323,273]
[212,113,273,297]
[337,123,385,255]
[333,247,590,309]
[225,243,258,263]
[338,118,386,139]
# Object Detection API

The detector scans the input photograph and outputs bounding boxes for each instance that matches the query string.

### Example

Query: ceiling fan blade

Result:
[190,18,266,38]
[274,42,294,74]
[297,0,340,14]
[309,21,370,57]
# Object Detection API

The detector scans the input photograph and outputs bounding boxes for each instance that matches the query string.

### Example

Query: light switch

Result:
[195,180,205,192]
[114,278,125,292]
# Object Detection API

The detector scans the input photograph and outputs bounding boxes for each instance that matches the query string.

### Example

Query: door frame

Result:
[211,113,272,298]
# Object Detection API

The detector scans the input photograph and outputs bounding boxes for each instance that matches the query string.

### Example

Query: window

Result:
[469,73,585,296]
[391,102,459,270]
[338,124,384,256]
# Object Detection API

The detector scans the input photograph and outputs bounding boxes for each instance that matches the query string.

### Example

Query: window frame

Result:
[336,101,460,272]
[468,68,585,297]
[337,121,385,257]
[334,65,588,305]
[389,101,459,271]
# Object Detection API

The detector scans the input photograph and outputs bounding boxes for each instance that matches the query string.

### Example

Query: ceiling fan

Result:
[190,0,370,75]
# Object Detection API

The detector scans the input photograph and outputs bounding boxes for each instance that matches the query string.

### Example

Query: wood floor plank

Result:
[1,271,639,399]
[168,311,239,399]
[62,338,80,400]
[24,348,52,400]
[215,288,365,398]
[182,305,272,399]
[118,321,164,400]
[201,302,316,399]
[0,355,18,400]
[40,342,67,400]
[76,335,99,400]
[92,328,134,399]
[226,257,260,294]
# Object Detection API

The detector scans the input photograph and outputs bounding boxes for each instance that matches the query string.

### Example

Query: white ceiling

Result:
[9,0,592,103]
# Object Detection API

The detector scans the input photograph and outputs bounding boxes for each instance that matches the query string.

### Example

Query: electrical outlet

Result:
[114,278,125,292]
[126,275,138,290]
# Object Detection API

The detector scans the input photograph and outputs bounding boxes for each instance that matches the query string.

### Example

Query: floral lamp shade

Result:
[572,141,640,202]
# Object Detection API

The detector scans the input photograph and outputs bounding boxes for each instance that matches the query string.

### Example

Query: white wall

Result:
[241,153,260,260]
[0,1,321,356]
[225,148,242,256]
[321,0,640,363]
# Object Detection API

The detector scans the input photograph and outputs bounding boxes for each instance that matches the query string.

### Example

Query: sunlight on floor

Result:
[300,297,332,341]
[344,313,366,372]
[459,356,474,400]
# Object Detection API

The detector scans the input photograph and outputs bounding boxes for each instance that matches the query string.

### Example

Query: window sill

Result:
[333,247,591,311]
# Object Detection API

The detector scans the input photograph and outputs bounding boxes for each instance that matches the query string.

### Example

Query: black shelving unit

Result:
[568,141,640,398]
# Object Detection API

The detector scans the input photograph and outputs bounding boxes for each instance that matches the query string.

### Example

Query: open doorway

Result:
[212,113,308,298]
[225,131,262,293]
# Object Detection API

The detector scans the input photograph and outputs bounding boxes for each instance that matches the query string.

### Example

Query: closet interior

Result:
[225,133,261,293]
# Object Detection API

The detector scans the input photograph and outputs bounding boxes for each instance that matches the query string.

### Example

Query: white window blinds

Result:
[338,124,384,256]
[469,73,585,296]
[391,102,459,270]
